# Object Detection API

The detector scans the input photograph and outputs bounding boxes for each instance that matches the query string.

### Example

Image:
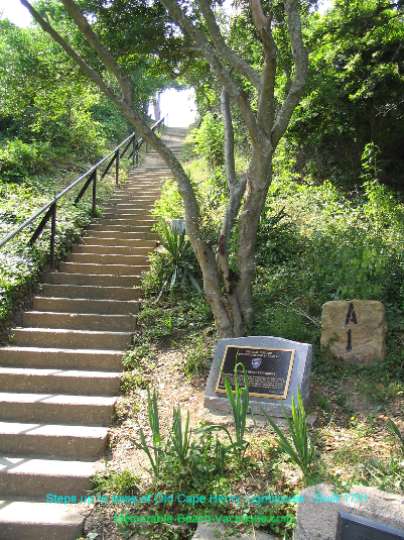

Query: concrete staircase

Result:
[0,127,185,539]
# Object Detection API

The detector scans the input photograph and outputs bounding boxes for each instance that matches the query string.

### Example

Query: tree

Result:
[288,0,404,189]
[20,0,308,337]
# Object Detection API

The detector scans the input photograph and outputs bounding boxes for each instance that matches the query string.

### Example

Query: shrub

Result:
[0,139,52,182]
[191,112,224,170]
[143,222,201,299]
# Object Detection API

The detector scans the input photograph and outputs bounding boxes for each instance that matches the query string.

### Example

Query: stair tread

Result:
[0,421,108,438]
[0,456,101,477]
[24,310,133,319]
[0,346,124,354]
[0,367,121,379]
[41,283,141,290]
[34,295,138,305]
[0,499,89,526]
[0,392,117,405]
[46,272,140,277]
[13,327,132,337]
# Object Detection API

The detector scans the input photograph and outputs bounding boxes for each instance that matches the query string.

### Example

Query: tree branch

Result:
[221,88,237,190]
[271,0,308,147]
[197,0,261,90]
[160,0,261,144]
[60,0,132,102]
[250,0,277,133]
[20,0,119,105]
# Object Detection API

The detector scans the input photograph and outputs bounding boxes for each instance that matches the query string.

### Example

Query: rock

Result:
[320,300,386,363]
[294,483,404,539]
[192,523,277,539]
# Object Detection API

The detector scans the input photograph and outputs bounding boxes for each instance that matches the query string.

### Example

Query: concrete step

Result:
[83,227,157,238]
[24,310,136,332]
[44,272,140,287]
[73,244,151,255]
[100,207,155,215]
[40,283,141,301]
[67,253,148,265]
[0,393,117,425]
[80,235,157,246]
[11,328,132,350]
[0,347,123,371]
[32,296,139,315]
[101,210,157,217]
[0,499,88,540]
[59,261,149,274]
[88,224,155,233]
[94,218,155,227]
[82,229,157,238]
[0,456,100,498]
[0,421,108,460]
[103,198,155,206]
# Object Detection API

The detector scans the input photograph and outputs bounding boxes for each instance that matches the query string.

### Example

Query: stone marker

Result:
[294,483,404,540]
[204,336,312,417]
[321,300,386,364]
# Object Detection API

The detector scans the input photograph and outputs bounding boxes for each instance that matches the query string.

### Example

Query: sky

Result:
[0,0,332,127]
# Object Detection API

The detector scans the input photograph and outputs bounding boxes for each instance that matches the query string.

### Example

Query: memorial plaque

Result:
[204,336,312,418]
[337,511,404,540]
[215,346,295,399]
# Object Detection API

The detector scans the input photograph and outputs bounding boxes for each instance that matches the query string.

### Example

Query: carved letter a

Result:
[345,302,358,325]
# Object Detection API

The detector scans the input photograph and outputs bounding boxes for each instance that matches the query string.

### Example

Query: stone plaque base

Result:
[204,336,312,418]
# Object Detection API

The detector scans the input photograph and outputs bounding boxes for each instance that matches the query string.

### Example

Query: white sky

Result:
[0,0,33,27]
[0,0,332,128]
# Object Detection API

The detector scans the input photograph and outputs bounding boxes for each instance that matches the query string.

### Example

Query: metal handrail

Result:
[0,115,166,263]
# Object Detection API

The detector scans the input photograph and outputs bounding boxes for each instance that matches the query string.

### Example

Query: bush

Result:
[0,139,53,182]
[191,112,224,170]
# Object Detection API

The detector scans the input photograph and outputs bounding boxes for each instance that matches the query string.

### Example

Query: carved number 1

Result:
[345,302,358,352]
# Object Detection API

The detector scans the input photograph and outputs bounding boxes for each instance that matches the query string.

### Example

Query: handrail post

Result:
[92,169,97,216]
[50,202,57,268]
[132,135,136,168]
[115,148,120,186]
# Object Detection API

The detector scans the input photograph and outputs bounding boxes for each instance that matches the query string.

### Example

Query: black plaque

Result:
[337,511,404,540]
[215,345,295,399]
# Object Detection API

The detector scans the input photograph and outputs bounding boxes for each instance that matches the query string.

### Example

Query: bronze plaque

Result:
[215,345,295,399]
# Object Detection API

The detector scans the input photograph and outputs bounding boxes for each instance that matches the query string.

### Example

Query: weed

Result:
[91,469,140,496]
[183,335,210,379]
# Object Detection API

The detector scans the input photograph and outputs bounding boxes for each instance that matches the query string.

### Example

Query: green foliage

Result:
[360,142,382,183]
[191,112,224,170]
[169,407,191,466]
[254,176,404,371]
[224,363,250,459]
[183,335,211,379]
[143,222,201,299]
[386,419,404,455]
[136,388,163,480]
[265,391,315,483]
[288,0,404,187]
[91,469,140,496]
[0,140,52,182]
